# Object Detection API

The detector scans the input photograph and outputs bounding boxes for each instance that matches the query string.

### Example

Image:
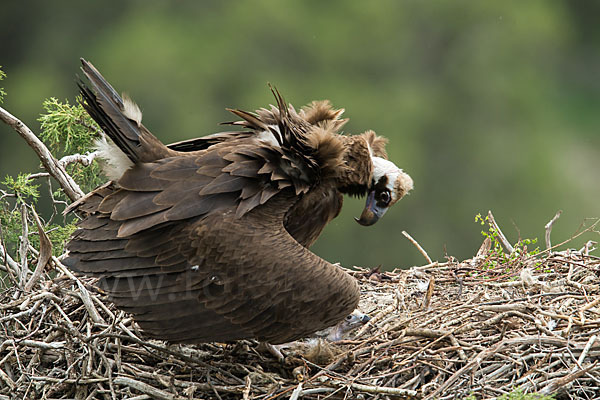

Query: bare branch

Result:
[0,106,84,201]
[402,230,433,263]
[24,208,52,292]
[545,210,562,250]
[487,210,514,253]
[0,243,21,277]
[113,377,177,400]
[18,203,29,288]
[59,151,99,168]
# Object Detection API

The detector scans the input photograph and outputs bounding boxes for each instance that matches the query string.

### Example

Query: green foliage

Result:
[475,213,540,270]
[0,66,6,103]
[0,207,23,255]
[38,97,106,194]
[0,187,77,267]
[38,97,96,155]
[498,387,554,400]
[464,387,554,400]
[2,174,40,203]
[45,222,77,257]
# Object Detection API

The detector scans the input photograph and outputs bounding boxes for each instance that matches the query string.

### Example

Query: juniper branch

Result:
[0,106,84,202]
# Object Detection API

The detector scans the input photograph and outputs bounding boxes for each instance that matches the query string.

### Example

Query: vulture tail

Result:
[78,58,170,165]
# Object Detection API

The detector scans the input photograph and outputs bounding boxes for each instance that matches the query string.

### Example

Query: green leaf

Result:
[2,174,40,202]
[37,97,106,194]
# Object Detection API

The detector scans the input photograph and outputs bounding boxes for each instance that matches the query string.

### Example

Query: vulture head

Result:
[325,310,371,341]
[356,155,414,226]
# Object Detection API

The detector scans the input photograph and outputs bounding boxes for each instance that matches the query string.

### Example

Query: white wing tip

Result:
[93,135,134,180]
[122,93,142,127]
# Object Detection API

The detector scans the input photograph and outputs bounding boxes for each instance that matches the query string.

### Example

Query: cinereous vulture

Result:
[63,59,413,344]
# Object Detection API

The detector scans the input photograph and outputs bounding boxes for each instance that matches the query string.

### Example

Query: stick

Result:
[113,377,177,400]
[0,106,84,201]
[59,151,98,168]
[545,210,562,250]
[577,335,597,366]
[288,382,302,400]
[0,244,21,277]
[18,203,29,288]
[487,211,513,253]
[426,340,507,399]
[24,208,52,291]
[402,231,433,263]
[53,257,105,324]
[242,375,252,400]
[538,363,596,395]
[327,379,418,397]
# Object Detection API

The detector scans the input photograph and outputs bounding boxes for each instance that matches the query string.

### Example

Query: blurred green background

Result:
[1,1,598,269]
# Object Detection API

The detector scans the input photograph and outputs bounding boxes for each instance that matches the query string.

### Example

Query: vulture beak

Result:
[355,190,388,226]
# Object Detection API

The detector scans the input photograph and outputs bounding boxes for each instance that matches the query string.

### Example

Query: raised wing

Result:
[67,60,363,344]
[64,148,359,344]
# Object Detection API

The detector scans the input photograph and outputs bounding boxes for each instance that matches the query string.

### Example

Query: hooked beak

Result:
[355,190,388,226]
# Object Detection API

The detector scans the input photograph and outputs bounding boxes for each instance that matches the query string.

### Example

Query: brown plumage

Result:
[64,59,413,344]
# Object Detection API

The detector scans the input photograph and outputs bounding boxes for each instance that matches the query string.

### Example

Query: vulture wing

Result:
[65,59,363,344]
[65,147,359,344]
[167,131,252,152]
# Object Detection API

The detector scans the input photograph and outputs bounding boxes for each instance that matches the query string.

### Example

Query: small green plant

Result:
[498,387,554,400]
[475,213,540,270]
[463,387,555,400]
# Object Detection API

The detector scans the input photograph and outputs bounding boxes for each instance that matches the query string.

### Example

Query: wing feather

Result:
[65,92,360,344]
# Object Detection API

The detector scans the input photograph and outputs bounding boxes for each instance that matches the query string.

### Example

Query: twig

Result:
[288,382,302,400]
[0,243,21,277]
[577,335,597,366]
[18,203,29,288]
[536,217,600,258]
[0,339,65,351]
[242,375,252,400]
[487,210,513,253]
[59,151,99,168]
[545,210,562,250]
[113,377,178,400]
[538,362,597,395]
[402,231,433,263]
[326,379,419,397]
[423,276,435,309]
[53,257,105,324]
[0,105,84,201]
[426,340,508,399]
[24,208,52,291]
[26,172,50,180]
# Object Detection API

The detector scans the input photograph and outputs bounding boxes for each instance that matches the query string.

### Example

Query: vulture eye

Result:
[345,315,353,321]
[379,190,391,206]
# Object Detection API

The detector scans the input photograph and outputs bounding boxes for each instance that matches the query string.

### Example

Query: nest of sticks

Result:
[1,224,599,400]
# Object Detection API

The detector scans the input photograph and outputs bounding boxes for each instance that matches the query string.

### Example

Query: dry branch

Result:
[59,151,99,168]
[402,230,433,263]
[487,210,514,253]
[545,210,563,250]
[23,208,52,292]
